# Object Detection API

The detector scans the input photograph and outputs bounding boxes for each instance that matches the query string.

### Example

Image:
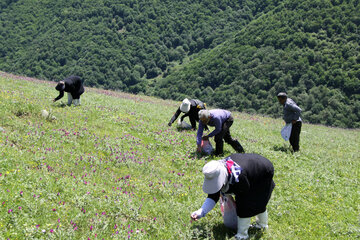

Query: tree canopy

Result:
[153,0,360,128]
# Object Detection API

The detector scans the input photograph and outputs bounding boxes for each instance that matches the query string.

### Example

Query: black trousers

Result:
[214,115,244,155]
[290,121,302,152]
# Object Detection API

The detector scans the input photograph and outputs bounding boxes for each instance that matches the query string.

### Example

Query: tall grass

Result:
[0,72,359,239]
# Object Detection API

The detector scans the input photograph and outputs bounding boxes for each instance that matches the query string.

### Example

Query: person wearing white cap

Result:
[277,92,302,152]
[191,153,275,240]
[53,75,85,106]
[168,98,207,130]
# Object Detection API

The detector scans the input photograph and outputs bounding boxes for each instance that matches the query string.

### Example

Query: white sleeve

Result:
[192,198,216,219]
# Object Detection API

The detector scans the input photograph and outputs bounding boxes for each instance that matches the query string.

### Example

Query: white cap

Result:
[180,98,191,113]
[202,161,228,194]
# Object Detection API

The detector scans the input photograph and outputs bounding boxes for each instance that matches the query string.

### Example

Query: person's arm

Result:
[191,192,220,220]
[168,108,181,126]
[288,102,302,122]
[207,118,222,137]
[53,91,64,102]
[196,122,204,146]
[180,112,190,122]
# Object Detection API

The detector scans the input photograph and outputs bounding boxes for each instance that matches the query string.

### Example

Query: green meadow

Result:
[0,72,359,239]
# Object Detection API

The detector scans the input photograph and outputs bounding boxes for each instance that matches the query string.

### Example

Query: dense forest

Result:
[154,0,360,128]
[0,0,280,88]
[0,0,359,127]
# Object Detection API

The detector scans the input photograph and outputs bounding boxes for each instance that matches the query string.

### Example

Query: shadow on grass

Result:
[176,127,194,132]
[53,103,68,108]
[212,223,236,240]
[191,223,264,239]
[248,227,265,240]
[273,144,292,153]
[190,222,235,240]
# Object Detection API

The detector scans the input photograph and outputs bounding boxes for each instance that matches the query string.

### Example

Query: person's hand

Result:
[52,98,56,102]
[168,122,172,127]
[197,145,202,153]
[191,209,202,221]
[191,213,199,221]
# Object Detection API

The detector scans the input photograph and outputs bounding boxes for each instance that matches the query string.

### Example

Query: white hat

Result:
[180,98,191,113]
[202,160,228,194]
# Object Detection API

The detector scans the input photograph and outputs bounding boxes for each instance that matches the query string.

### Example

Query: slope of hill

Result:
[155,0,360,128]
[0,72,359,239]
[0,0,281,89]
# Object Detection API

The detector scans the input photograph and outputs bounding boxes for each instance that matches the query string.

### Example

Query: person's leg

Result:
[235,217,251,239]
[223,116,245,153]
[254,210,268,229]
[214,133,224,156]
[73,99,80,106]
[289,121,302,152]
[67,93,73,106]
[72,92,82,106]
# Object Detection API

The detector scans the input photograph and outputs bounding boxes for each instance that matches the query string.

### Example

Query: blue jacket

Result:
[197,109,231,145]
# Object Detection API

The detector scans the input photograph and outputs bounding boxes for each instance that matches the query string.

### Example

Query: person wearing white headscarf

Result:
[191,153,275,240]
[168,98,206,130]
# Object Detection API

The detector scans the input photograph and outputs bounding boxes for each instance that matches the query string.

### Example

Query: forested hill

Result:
[1,0,359,128]
[0,0,280,89]
[155,0,360,128]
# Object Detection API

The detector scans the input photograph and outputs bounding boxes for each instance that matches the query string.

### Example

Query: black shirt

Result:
[54,76,84,101]
[208,153,275,218]
[168,99,206,129]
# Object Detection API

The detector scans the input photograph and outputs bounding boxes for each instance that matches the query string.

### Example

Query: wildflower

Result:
[90,225,93,231]
[50,229,54,233]
[8,209,13,213]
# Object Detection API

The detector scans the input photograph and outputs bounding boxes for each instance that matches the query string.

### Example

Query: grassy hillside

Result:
[156,0,360,128]
[0,72,359,239]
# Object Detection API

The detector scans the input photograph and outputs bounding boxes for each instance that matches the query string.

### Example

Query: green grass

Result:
[0,72,359,240]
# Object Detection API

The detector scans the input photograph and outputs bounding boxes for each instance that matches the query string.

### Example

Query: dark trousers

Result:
[290,121,302,152]
[214,115,245,155]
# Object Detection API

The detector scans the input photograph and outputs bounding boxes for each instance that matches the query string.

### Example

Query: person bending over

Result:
[191,153,275,239]
[53,75,84,106]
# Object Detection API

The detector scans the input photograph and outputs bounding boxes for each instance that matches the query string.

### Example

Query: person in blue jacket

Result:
[196,109,244,156]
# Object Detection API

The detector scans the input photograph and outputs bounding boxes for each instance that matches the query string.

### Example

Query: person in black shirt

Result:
[53,76,84,106]
[191,153,275,240]
[168,98,206,130]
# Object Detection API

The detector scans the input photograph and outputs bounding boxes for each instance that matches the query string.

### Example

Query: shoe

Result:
[250,222,268,230]
[234,233,249,240]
